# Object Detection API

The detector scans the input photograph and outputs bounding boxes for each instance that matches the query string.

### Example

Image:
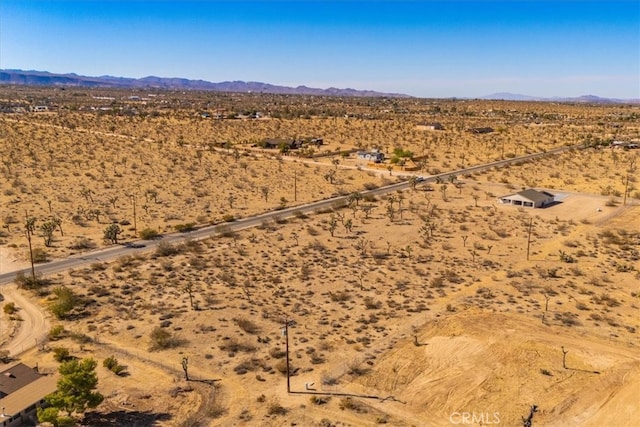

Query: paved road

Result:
[0,143,581,286]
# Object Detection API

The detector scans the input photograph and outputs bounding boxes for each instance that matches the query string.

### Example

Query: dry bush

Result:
[235,317,261,334]
[149,326,182,351]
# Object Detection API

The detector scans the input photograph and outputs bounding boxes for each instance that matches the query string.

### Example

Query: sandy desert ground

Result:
[1,90,639,426]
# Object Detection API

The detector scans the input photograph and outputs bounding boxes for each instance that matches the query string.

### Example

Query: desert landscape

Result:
[1,86,639,426]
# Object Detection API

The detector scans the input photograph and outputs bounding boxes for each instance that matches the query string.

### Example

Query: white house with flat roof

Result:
[498,189,555,208]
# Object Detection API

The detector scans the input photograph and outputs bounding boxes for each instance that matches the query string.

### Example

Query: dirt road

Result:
[0,284,49,357]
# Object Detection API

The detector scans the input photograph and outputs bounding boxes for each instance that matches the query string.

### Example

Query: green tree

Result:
[103,223,122,244]
[38,358,104,423]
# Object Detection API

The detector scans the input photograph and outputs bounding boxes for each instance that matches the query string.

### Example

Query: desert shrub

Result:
[269,347,286,359]
[174,223,196,232]
[363,182,378,190]
[329,291,351,302]
[321,372,339,386]
[310,396,330,405]
[208,401,227,419]
[188,256,207,270]
[149,327,181,351]
[103,355,126,375]
[53,346,72,362]
[155,241,179,257]
[31,247,49,263]
[3,302,16,315]
[339,397,367,413]
[554,311,582,327]
[216,224,237,238]
[49,286,79,319]
[235,317,260,334]
[70,332,93,344]
[233,358,261,375]
[14,272,49,291]
[605,198,618,207]
[267,399,288,415]
[222,214,235,222]
[49,324,66,340]
[346,358,369,376]
[139,227,160,239]
[218,337,256,354]
[68,237,96,250]
[363,297,382,310]
[89,262,107,271]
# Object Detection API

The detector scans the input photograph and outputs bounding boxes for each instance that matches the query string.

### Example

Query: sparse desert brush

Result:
[218,337,256,354]
[149,326,182,351]
[235,317,261,334]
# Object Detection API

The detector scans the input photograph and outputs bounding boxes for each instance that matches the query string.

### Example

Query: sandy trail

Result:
[0,284,49,357]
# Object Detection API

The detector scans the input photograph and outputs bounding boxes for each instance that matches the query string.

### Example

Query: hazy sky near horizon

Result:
[1,1,638,98]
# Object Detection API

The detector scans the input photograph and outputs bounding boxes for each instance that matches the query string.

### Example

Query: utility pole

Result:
[130,195,137,236]
[284,319,291,393]
[293,168,297,202]
[526,218,533,261]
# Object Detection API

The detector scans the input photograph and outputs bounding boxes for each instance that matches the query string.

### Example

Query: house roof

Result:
[502,189,554,203]
[0,374,57,416]
[0,363,42,397]
[0,362,57,416]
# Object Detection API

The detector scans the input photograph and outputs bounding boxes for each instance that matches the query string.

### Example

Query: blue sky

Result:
[1,1,638,98]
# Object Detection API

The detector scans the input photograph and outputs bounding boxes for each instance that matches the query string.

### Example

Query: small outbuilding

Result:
[357,149,385,163]
[416,122,444,131]
[498,189,555,208]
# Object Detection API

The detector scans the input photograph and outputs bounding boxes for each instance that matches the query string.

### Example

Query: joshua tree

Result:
[408,176,418,190]
[360,204,374,220]
[103,223,122,244]
[347,192,363,208]
[108,196,118,209]
[355,238,369,257]
[40,220,57,247]
[261,186,269,202]
[328,215,338,237]
[185,282,196,310]
[181,357,190,381]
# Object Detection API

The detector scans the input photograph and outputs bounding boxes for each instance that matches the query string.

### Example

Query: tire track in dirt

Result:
[0,284,50,357]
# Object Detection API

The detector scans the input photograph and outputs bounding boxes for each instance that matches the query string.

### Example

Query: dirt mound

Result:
[356,311,640,426]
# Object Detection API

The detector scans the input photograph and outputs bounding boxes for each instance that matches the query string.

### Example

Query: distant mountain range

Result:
[0,69,409,98]
[1,70,637,103]
[480,92,640,104]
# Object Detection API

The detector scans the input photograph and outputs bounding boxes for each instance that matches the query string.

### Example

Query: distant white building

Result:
[357,149,385,163]
[31,106,48,112]
[498,189,555,208]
